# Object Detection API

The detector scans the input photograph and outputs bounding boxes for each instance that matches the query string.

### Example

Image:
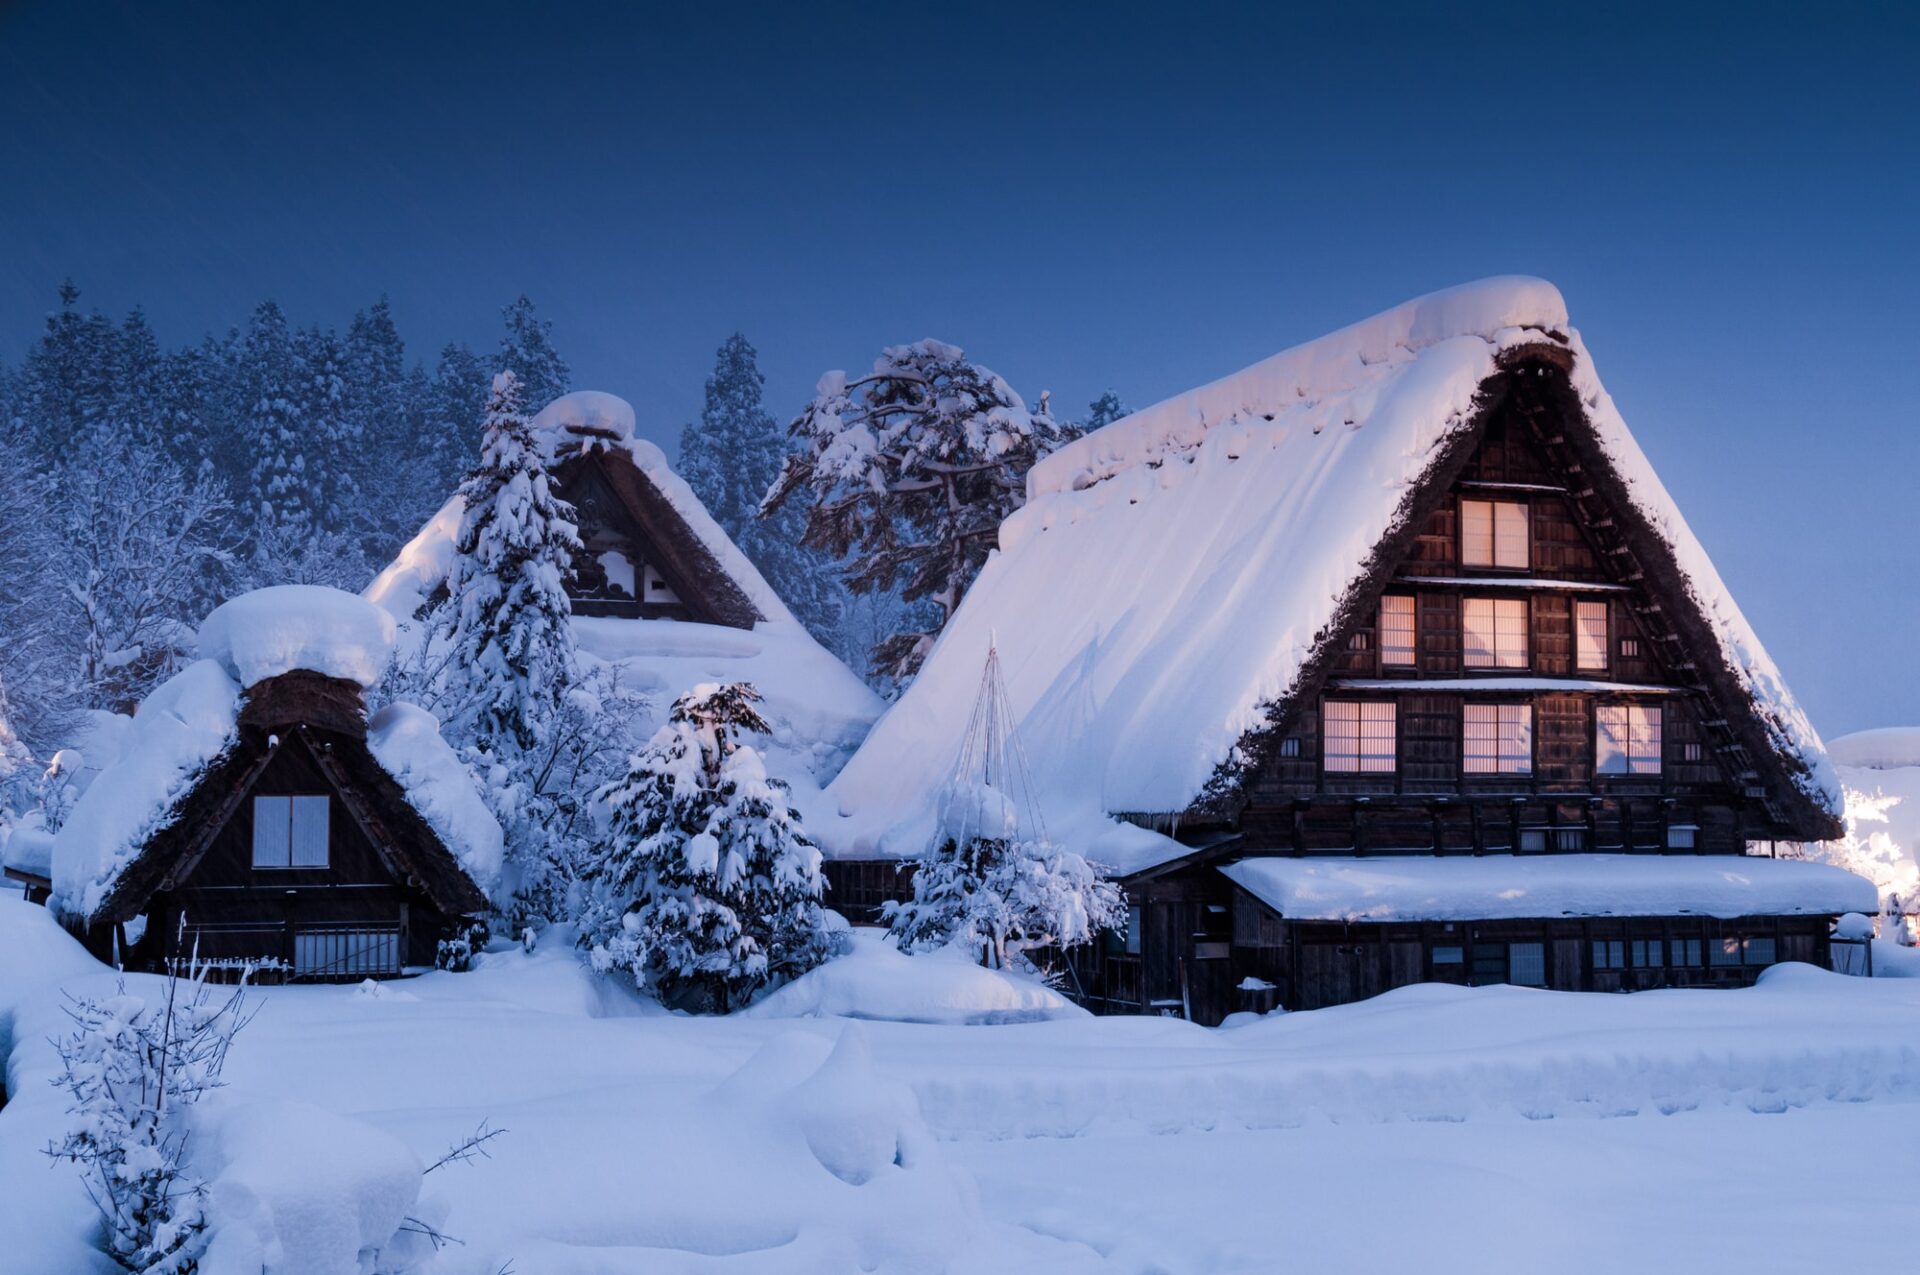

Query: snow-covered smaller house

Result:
[49,586,499,979]
[366,391,882,823]
[824,276,1876,1021]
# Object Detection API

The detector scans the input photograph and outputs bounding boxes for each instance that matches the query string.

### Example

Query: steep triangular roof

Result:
[367,391,789,629]
[826,277,1843,866]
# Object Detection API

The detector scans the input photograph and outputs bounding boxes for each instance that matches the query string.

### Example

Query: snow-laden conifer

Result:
[432,370,582,914]
[761,340,1068,682]
[584,682,834,1011]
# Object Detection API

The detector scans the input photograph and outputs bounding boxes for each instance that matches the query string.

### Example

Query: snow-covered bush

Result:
[886,828,1126,971]
[44,965,251,1273]
[761,340,1070,681]
[582,682,837,1011]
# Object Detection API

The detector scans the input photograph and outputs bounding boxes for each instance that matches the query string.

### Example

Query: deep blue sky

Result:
[3,2,1916,737]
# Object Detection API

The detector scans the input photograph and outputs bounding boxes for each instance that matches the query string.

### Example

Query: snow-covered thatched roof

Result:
[364,391,883,814]
[826,277,1841,866]
[50,587,500,922]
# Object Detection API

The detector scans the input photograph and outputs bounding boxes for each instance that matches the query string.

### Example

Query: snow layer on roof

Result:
[1827,727,1920,772]
[826,276,1839,864]
[1222,854,1878,923]
[367,702,504,903]
[198,585,397,690]
[364,392,882,803]
[50,659,241,920]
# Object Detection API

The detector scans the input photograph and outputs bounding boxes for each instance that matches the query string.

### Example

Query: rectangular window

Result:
[1518,828,1548,853]
[1324,701,1396,773]
[1462,703,1533,774]
[1470,943,1508,985]
[1575,601,1609,670]
[1348,631,1370,652]
[1592,940,1625,970]
[1380,596,1416,666]
[252,794,330,869]
[1509,942,1547,986]
[1553,826,1589,852]
[1745,936,1777,967]
[1667,825,1697,850]
[1279,737,1302,758]
[1125,906,1143,956]
[292,928,398,977]
[1681,742,1704,763]
[1711,936,1744,967]
[1462,499,1529,569]
[1431,945,1464,966]
[1463,598,1528,669]
[1620,637,1641,659]
[1671,938,1703,967]
[1596,704,1663,775]
[1631,939,1664,969]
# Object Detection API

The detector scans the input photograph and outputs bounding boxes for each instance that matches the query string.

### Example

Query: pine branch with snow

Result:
[582,682,836,1011]
[760,340,1068,682]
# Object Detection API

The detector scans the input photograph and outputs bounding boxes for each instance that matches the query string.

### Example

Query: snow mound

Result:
[197,1098,427,1275]
[746,929,1085,1024]
[51,659,241,921]
[530,389,637,445]
[828,275,1840,864]
[198,585,397,690]
[367,702,504,903]
[1828,727,1920,772]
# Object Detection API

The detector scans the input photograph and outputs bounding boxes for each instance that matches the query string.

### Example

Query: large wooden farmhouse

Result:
[49,587,499,979]
[824,276,1874,1023]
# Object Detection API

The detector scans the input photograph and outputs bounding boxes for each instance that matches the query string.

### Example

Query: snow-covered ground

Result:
[3,900,1916,1273]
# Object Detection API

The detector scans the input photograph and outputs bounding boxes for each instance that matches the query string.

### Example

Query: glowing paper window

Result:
[1325,701,1396,773]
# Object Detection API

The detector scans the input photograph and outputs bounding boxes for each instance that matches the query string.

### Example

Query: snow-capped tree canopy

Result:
[583,681,835,1012]
[496,295,570,414]
[761,339,1069,682]
[435,371,582,757]
[1080,390,1130,434]
[680,333,845,643]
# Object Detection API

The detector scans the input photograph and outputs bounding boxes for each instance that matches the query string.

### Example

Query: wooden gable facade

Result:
[552,437,764,629]
[82,672,487,981]
[1053,345,1847,1023]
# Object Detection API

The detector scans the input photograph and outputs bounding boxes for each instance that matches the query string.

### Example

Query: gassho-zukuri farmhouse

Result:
[817,275,1875,1022]
[14,276,1876,1017]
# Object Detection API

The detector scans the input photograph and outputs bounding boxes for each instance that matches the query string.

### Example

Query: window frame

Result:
[1462,596,1529,670]
[1461,498,1530,570]
[1595,702,1664,776]
[1461,702,1534,776]
[1323,700,1397,774]
[1575,600,1610,672]
[251,793,331,871]
[1379,595,1417,667]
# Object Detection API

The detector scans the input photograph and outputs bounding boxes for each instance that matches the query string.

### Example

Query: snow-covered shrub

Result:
[44,966,251,1273]
[887,832,1126,971]
[761,340,1070,682]
[434,919,489,972]
[582,682,837,1011]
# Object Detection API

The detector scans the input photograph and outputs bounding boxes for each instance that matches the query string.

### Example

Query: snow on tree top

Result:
[198,585,398,690]
[530,389,638,445]
[826,276,1840,868]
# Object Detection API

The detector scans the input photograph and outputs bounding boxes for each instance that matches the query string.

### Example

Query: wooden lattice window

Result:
[1463,598,1528,669]
[252,795,329,869]
[1462,703,1533,774]
[1462,499,1529,569]
[1575,600,1609,670]
[1596,703,1663,775]
[1324,701,1396,773]
[1380,595,1416,665]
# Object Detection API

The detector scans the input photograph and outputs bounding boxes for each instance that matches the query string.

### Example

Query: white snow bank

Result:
[51,659,241,920]
[198,585,397,690]
[827,276,1840,864]
[1828,727,1920,771]
[198,1098,426,1275]
[367,703,504,903]
[746,929,1084,1024]
[2,825,53,879]
[1221,853,1878,923]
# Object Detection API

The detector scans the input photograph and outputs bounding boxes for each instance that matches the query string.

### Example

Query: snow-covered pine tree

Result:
[678,334,843,640]
[1083,389,1130,434]
[497,296,570,413]
[584,682,834,1012]
[762,340,1068,682]
[423,342,491,497]
[885,643,1125,968]
[433,370,582,914]
[240,301,312,542]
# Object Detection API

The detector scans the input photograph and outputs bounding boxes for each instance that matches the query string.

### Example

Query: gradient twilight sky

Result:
[3,2,1916,736]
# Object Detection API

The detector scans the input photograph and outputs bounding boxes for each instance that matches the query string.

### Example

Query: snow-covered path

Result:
[2,901,1915,1273]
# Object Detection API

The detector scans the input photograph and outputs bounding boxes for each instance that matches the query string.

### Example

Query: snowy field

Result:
[3,901,1917,1274]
